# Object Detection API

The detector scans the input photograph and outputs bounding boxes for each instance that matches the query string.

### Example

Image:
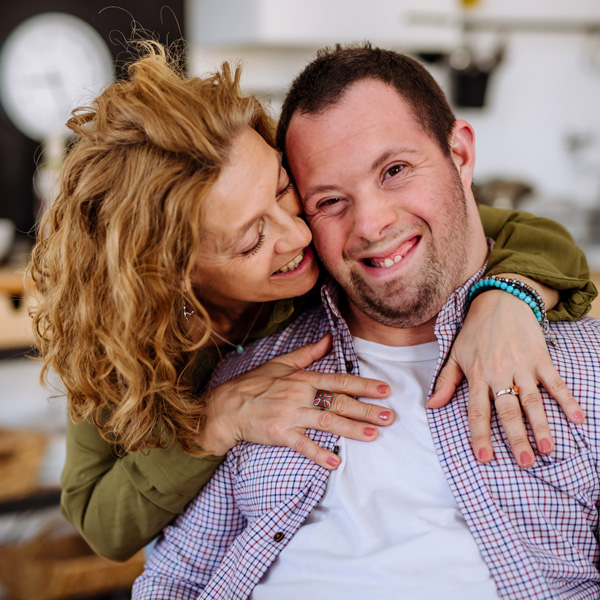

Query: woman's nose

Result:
[275,188,312,252]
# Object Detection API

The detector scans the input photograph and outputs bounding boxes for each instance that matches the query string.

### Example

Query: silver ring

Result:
[494,385,519,399]
[313,390,333,410]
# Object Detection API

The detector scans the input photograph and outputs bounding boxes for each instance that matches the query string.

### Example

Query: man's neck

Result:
[344,302,438,346]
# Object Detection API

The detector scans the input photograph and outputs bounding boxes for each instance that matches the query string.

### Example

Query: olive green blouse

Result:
[60,205,597,561]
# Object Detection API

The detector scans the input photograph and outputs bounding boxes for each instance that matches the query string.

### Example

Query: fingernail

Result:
[539,439,552,454]
[364,427,377,436]
[379,411,391,421]
[377,384,389,394]
[477,448,490,462]
[574,411,585,423]
[327,457,340,467]
[519,452,534,468]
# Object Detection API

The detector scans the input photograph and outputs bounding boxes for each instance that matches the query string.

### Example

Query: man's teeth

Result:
[277,250,304,273]
[370,254,403,268]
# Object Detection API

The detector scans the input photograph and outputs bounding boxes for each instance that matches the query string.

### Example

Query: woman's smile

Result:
[191,128,319,310]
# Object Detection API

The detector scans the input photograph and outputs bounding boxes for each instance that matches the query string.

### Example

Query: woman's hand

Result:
[195,334,393,469]
[427,276,584,468]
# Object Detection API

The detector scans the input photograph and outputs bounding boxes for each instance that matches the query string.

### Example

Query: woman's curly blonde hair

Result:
[27,42,275,454]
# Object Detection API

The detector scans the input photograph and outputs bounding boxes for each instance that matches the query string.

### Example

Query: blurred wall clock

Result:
[0,1,184,241]
[0,12,114,142]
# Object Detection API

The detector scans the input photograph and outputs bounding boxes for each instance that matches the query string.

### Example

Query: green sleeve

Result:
[479,205,597,321]
[61,417,224,561]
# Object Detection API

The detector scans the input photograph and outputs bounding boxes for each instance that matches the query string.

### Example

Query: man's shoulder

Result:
[549,315,600,352]
[547,316,600,376]
[211,304,330,387]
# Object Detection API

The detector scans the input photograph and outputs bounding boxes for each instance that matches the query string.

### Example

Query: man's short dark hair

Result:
[276,43,456,157]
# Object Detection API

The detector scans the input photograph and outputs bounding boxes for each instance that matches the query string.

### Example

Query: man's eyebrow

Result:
[303,147,421,203]
[370,147,420,172]
[303,184,341,204]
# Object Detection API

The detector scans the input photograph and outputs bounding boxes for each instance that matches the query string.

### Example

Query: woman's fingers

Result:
[492,391,536,468]
[298,370,391,401]
[511,377,553,456]
[427,356,464,408]
[286,430,341,470]
[536,363,584,424]
[325,393,394,426]
[465,377,494,463]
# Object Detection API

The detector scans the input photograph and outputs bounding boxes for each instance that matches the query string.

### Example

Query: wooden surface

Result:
[0,264,26,296]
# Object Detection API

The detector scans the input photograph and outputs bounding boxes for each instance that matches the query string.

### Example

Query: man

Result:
[133,44,600,600]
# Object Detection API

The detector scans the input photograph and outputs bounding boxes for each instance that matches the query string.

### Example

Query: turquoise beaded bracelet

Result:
[468,276,556,345]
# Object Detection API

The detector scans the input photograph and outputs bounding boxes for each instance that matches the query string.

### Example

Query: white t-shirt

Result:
[251,337,500,600]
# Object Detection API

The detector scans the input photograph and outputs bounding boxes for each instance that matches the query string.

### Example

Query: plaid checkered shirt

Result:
[133,268,600,600]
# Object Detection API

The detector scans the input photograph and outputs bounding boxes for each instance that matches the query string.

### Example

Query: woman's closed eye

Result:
[277,182,293,198]
[241,223,265,257]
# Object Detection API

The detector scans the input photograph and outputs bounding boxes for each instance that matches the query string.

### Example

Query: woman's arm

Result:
[429,205,595,467]
[61,418,223,561]
[478,204,597,320]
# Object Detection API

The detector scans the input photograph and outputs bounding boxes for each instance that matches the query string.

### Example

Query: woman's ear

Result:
[449,120,476,190]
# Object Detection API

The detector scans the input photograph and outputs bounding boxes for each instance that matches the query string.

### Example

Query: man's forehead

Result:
[286,81,418,163]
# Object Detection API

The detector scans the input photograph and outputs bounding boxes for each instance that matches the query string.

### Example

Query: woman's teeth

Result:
[369,254,403,268]
[277,250,304,273]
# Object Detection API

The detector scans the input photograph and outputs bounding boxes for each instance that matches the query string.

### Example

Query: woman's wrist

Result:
[193,385,240,456]
[486,272,559,310]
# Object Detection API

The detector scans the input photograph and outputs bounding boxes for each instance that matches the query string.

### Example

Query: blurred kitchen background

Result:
[0,0,599,598]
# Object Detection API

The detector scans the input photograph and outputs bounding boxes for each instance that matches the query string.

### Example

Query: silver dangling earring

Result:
[183,289,195,322]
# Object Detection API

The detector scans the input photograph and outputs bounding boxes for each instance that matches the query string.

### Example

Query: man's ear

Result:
[449,120,476,189]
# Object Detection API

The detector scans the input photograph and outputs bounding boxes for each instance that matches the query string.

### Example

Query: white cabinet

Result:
[185,0,460,51]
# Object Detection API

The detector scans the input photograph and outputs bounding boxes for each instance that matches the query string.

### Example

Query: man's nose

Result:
[352,192,397,241]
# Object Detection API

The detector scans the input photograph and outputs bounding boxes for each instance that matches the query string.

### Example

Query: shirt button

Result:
[345,360,353,372]
[273,532,285,542]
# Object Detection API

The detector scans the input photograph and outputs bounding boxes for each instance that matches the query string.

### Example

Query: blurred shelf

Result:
[0,488,61,515]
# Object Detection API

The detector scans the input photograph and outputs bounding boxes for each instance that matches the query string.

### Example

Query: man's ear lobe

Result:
[450,120,476,187]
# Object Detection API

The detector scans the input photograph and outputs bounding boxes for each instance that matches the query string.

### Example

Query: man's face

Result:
[286,78,485,331]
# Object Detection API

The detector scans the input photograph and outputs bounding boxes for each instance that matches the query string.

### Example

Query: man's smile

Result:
[362,236,420,269]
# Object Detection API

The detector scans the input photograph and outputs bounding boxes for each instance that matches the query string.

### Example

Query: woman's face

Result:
[191,127,319,311]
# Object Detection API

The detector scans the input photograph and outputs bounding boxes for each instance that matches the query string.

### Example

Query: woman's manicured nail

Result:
[520,452,534,468]
[379,411,391,421]
[364,427,377,436]
[574,411,584,423]
[478,448,490,462]
[539,438,552,454]
[327,457,340,467]
[377,384,389,394]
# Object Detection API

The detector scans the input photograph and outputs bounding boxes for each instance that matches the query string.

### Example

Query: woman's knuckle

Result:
[318,411,335,429]
[509,434,530,449]
[520,392,542,409]
[467,407,489,425]
[548,376,569,394]
[292,436,308,454]
[265,421,285,441]
[334,373,352,389]
[495,403,522,422]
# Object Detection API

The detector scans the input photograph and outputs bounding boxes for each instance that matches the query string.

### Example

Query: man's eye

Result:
[383,164,404,180]
[317,197,342,209]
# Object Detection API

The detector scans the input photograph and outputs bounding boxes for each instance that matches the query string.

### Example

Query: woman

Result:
[28,43,595,561]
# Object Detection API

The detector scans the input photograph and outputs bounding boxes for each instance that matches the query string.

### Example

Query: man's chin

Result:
[346,285,443,329]
[341,266,450,328]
